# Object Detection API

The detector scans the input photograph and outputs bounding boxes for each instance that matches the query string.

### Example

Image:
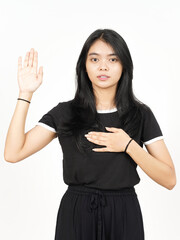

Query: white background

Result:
[0,0,179,239]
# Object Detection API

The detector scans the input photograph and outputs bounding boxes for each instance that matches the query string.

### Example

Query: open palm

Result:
[17,48,43,93]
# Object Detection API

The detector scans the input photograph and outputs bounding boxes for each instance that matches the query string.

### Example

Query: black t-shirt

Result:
[36,99,164,190]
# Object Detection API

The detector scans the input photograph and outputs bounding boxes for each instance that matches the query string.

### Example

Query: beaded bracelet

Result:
[17,98,31,104]
[124,138,133,153]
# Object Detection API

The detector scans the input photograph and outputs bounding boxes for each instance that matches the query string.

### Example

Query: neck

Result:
[94,86,116,110]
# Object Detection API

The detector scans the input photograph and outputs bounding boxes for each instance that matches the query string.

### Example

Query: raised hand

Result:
[17,48,43,93]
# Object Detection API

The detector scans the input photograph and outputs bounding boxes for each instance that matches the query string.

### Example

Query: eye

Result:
[91,58,99,62]
[110,58,118,62]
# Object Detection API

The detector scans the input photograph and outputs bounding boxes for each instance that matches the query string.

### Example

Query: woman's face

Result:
[85,39,123,90]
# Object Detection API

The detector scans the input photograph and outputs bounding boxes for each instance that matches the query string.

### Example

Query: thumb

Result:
[38,66,43,81]
[105,127,119,132]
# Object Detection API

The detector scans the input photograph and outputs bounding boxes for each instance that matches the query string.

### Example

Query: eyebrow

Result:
[88,52,118,56]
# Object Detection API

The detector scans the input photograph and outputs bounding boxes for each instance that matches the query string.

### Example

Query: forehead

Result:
[87,39,115,56]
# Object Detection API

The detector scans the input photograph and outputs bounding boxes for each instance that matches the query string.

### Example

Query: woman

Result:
[4,29,176,240]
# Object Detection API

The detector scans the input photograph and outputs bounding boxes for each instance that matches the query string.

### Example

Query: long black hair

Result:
[60,29,146,155]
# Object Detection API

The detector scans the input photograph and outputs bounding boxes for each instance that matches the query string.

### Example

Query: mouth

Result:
[97,75,110,80]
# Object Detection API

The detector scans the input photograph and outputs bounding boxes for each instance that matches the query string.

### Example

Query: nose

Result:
[98,60,109,71]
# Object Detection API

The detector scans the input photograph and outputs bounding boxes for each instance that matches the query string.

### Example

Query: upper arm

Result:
[16,125,57,162]
[15,102,63,162]
[141,105,176,171]
[145,139,175,171]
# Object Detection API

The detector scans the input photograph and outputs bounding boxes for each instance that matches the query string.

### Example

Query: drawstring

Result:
[87,190,107,240]
[68,185,136,240]
[88,191,106,210]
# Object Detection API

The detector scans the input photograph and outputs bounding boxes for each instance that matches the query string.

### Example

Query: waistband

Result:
[67,184,136,196]
[67,184,136,240]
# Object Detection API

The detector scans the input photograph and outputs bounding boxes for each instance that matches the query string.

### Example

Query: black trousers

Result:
[54,185,144,240]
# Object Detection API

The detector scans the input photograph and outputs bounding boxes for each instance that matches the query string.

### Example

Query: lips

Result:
[97,75,110,80]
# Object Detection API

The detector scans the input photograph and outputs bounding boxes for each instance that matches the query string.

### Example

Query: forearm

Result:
[4,92,33,161]
[126,139,175,190]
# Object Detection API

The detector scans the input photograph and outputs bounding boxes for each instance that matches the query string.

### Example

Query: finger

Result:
[88,132,109,137]
[18,56,22,73]
[86,137,106,146]
[86,133,107,141]
[91,135,106,141]
[33,51,38,72]
[92,147,109,152]
[23,52,29,68]
[29,48,34,67]
[105,127,119,133]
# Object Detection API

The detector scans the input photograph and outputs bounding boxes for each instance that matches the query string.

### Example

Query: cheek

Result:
[113,65,123,78]
[86,64,97,79]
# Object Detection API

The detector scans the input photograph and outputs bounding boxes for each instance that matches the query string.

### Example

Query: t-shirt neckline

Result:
[97,107,118,113]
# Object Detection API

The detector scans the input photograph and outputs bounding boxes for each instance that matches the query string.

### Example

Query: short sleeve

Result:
[141,106,164,145]
[36,103,61,133]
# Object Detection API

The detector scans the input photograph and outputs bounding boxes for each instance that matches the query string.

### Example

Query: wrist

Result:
[124,138,133,153]
[126,139,136,155]
[18,92,33,101]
